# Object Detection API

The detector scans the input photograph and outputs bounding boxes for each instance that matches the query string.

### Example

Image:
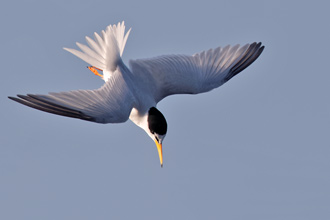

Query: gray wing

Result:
[9,72,135,124]
[129,42,264,103]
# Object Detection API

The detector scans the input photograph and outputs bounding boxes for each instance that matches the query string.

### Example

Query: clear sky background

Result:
[1,0,330,219]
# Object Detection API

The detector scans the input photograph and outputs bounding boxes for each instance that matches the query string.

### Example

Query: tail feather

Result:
[64,21,131,80]
[110,22,131,57]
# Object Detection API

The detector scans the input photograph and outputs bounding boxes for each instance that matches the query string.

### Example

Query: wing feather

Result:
[9,72,135,124]
[129,42,264,102]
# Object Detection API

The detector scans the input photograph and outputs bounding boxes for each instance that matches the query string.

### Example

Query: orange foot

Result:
[87,66,103,79]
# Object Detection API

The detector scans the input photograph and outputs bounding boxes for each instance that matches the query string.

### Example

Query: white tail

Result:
[64,21,131,78]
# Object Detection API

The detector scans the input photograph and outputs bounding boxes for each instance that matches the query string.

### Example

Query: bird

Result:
[8,21,264,167]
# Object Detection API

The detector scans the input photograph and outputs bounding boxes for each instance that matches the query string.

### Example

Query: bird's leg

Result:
[87,66,103,79]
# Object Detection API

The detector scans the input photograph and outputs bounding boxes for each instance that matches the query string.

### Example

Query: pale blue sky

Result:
[1,0,330,219]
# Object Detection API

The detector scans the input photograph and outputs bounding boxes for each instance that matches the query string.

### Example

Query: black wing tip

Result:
[249,42,265,52]
[17,94,29,99]
[8,95,25,101]
[254,41,265,51]
[225,42,265,81]
[8,93,96,122]
[252,42,263,47]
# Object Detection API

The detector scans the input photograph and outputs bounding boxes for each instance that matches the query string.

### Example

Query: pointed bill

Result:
[155,140,163,167]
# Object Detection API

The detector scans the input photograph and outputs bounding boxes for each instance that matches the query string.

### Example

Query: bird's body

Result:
[9,21,264,167]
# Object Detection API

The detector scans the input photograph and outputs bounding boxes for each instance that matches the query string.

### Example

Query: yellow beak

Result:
[155,140,163,167]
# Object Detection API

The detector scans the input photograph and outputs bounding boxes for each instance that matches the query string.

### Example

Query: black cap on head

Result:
[148,107,167,135]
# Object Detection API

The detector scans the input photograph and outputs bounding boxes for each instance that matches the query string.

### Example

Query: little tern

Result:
[9,21,264,167]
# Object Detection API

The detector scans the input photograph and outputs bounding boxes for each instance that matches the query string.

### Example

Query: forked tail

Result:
[64,21,131,77]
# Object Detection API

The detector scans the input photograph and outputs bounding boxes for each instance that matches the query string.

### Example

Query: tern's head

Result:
[147,107,167,167]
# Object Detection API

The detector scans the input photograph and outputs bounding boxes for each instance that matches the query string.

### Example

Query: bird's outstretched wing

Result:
[129,42,264,103]
[9,72,135,124]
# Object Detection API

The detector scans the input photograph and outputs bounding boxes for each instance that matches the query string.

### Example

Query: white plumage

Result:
[64,22,131,81]
[9,21,264,167]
